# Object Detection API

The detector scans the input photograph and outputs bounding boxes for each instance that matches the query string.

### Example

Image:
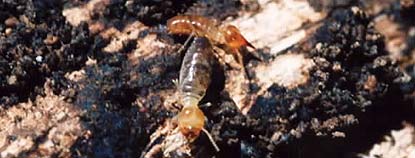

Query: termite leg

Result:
[176,32,196,55]
[199,102,212,108]
[163,79,182,111]
[240,46,263,62]
[201,128,220,152]
[233,48,244,66]
[172,79,180,88]
[213,46,243,70]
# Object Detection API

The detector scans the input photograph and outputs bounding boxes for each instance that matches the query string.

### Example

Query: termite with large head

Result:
[167,15,256,64]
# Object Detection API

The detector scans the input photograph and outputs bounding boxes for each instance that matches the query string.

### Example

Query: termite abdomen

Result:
[177,37,215,137]
[179,37,215,106]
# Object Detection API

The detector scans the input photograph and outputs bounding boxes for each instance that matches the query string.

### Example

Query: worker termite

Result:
[141,37,219,158]
[167,15,256,65]
[175,36,220,151]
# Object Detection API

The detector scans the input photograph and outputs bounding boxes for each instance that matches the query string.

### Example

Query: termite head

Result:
[222,25,255,50]
[167,16,193,35]
[177,105,205,139]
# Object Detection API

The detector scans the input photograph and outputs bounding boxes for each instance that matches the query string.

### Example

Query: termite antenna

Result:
[176,32,195,54]
[201,128,220,152]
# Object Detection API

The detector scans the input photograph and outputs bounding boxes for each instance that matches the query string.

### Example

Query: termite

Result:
[174,36,220,152]
[167,15,255,61]
[141,37,219,158]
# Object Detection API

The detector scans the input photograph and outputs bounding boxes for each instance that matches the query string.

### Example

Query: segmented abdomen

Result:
[179,37,214,107]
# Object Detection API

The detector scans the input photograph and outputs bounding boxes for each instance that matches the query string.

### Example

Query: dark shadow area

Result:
[275,87,414,158]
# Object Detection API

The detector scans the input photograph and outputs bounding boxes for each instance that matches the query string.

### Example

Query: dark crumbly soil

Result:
[0,0,93,107]
[0,0,414,158]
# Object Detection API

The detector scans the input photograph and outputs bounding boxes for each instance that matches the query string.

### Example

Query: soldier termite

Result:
[167,15,255,50]
[167,15,256,64]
